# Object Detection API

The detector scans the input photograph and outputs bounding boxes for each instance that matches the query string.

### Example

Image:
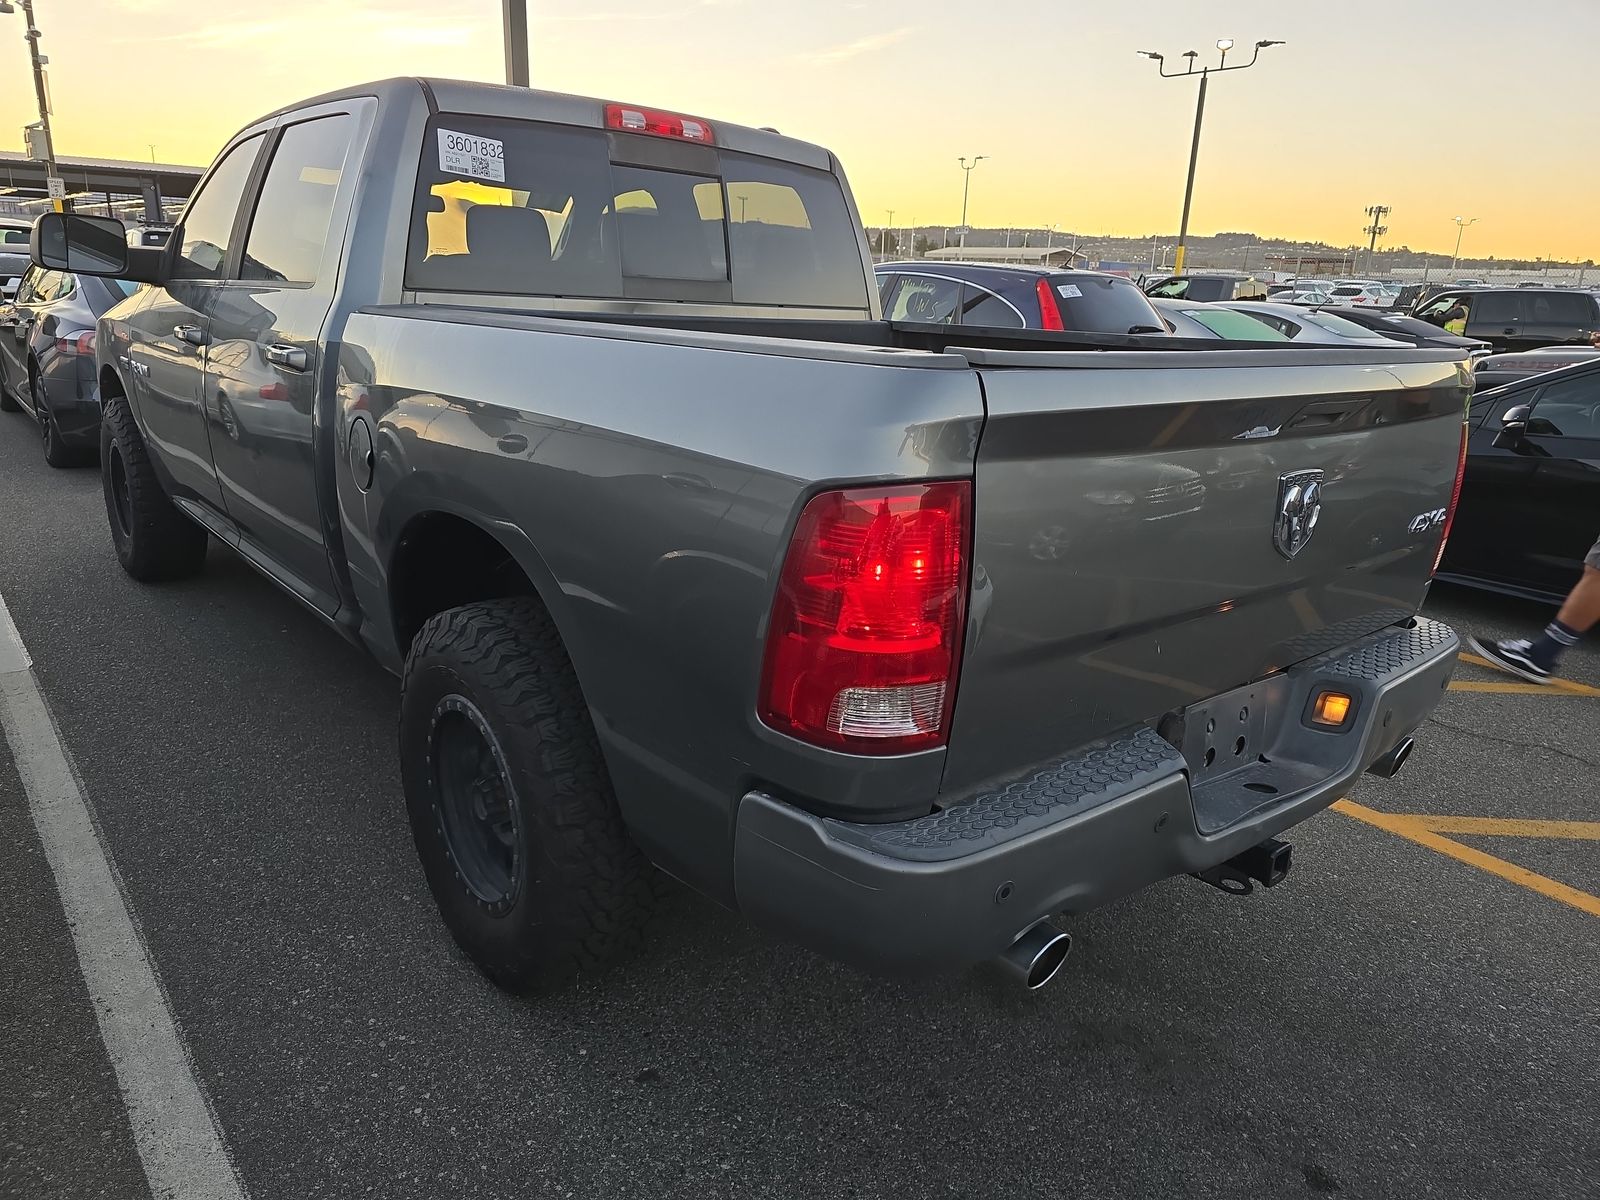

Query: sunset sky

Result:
[3,0,1594,260]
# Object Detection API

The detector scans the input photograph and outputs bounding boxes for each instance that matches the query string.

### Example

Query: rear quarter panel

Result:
[336,310,984,902]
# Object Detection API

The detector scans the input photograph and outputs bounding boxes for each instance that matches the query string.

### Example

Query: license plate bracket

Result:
[1178,681,1270,783]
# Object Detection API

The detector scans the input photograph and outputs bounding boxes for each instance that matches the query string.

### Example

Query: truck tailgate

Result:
[942,348,1469,794]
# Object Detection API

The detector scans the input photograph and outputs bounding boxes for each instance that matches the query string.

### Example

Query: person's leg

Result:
[1470,540,1600,683]
[1554,565,1600,633]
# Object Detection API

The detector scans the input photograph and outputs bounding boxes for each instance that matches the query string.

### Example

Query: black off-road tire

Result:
[400,596,658,992]
[100,397,208,581]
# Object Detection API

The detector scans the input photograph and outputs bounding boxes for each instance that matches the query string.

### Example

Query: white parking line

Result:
[0,598,246,1200]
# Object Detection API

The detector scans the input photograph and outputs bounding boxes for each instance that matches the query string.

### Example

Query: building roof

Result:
[921,245,1086,264]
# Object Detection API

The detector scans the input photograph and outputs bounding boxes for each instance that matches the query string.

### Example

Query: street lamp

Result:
[1450,215,1478,274]
[0,0,64,213]
[957,155,987,250]
[1140,37,1283,274]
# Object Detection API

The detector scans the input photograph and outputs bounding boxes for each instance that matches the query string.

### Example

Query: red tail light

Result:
[55,330,95,356]
[604,103,714,144]
[1432,417,1470,575]
[759,481,971,754]
[1035,278,1065,331]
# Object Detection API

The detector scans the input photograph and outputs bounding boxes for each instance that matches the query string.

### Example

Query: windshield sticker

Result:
[1056,284,1083,299]
[438,129,506,183]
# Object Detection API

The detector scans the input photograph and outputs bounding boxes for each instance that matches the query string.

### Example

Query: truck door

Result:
[126,132,267,513]
[202,103,368,615]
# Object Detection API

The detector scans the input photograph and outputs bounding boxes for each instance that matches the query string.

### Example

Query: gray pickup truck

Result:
[35,78,1468,992]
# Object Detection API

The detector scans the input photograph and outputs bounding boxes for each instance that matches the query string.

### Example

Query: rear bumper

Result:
[733,617,1458,974]
[40,369,102,447]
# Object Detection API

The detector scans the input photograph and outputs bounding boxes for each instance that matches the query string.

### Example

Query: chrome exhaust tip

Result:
[994,921,1073,990]
[1366,736,1416,779]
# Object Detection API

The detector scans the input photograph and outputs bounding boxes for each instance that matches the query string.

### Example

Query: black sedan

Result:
[0,266,138,466]
[1316,305,1491,355]
[1437,357,1600,602]
[873,261,1168,334]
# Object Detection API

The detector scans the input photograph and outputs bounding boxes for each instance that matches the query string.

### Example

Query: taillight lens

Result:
[1432,417,1470,575]
[1035,278,1065,331]
[55,330,95,356]
[604,103,714,143]
[759,481,971,754]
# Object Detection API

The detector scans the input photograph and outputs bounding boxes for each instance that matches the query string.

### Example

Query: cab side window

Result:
[240,114,357,287]
[1472,293,1523,325]
[1527,375,1600,439]
[173,133,267,281]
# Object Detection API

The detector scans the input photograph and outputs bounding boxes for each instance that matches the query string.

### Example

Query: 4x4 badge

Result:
[1274,470,1324,560]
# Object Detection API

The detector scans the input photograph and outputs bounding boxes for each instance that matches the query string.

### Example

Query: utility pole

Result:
[1362,204,1390,276]
[957,155,987,250]
[502,0,529,86]
[884,209,895,258]
[1140,39,1283,275]
[4,0,64,212]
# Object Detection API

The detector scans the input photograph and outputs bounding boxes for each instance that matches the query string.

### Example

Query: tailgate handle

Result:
[1287,398,1369,430]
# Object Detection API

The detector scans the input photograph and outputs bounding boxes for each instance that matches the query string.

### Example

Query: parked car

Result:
[1414,288,1600,352]
[0,217,32,301]
[1219,301,1397,346]
[127,223,173,248]
[1275,286,1336,307]
[37,77,1464,994]
[1142,273,1269,302]
[1438,358,1600,602]
[0,265,138,465]
[874,262,1168,334]
[1316,305,1492,354]
[1150,298,1290,341]
[1325,282,1393,308]
[1470,346,1600,391]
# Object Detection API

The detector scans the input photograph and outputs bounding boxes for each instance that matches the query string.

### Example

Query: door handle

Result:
[266,343,307,371]
[174,324,209,347]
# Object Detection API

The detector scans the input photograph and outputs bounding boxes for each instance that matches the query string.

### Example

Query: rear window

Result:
[1302,310,1387,339]
[407,115,868,310]
[1188,308,1290,341]
[1050,274,1166,334]
[1330,286,1363,297]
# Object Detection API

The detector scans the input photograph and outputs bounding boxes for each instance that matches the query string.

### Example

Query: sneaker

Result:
[1468,635,1554,685]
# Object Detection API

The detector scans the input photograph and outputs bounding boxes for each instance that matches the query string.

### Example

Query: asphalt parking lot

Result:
[2,424,1597,1200]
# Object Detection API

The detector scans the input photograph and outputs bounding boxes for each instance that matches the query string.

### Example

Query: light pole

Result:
[957,155,987,251]
[1450,215,1478,274]
[1362,204,1390,275]
[1139,38,1283,275]
[502,0,529,86]
[0,0,63,213]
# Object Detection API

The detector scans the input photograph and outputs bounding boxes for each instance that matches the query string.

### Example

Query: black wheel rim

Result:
[33,378,50,450]
[219,399,239,441]
[108,444,133,538]
[430,695,524,911]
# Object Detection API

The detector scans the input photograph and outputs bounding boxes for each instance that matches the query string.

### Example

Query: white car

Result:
[1326,283,1393,307]
[1218,301,1399,346]
[1274,286,1335,306]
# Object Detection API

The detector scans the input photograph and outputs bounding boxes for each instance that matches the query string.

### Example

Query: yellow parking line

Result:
[1453,653,1600,697]
[1412,815,1600,840]
[1332,800,1600,919]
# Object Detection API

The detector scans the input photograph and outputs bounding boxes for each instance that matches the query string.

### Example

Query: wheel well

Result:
[100,365,127,401]
[389,512,541,654]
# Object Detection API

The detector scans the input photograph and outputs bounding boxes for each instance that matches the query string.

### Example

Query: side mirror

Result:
[32,212,130,276]
[1493,403,1531,449]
